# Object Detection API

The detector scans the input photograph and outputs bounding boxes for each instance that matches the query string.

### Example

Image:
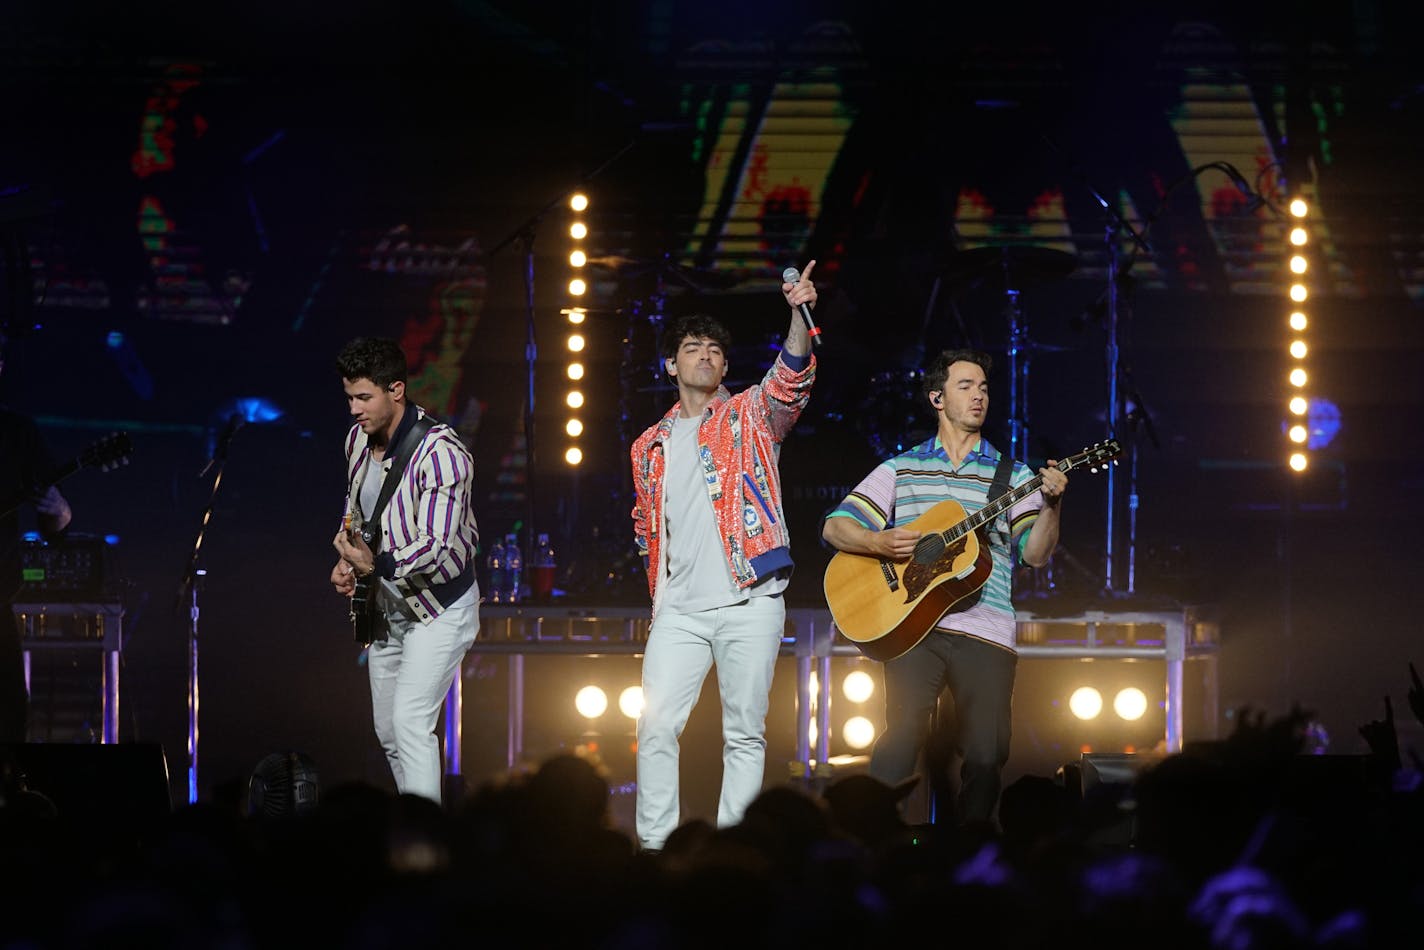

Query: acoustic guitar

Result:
[823,440,1120,662]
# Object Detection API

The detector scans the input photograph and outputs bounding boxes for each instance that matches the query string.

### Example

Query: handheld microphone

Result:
[781,266,823,347]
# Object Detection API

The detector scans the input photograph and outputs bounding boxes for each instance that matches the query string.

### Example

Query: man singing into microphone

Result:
[629,261,818,853]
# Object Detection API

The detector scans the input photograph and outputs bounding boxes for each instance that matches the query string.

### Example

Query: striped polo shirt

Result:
[825,434,1042,652]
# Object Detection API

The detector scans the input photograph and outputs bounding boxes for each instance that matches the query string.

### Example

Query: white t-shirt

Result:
[661,414,785,612]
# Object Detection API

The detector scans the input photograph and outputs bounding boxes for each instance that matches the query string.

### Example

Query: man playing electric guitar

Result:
[821,348,1067,829]
[0,329,74,742]
[329,336,480,806]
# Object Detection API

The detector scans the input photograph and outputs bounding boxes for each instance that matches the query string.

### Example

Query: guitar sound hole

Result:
[912,535,944,565]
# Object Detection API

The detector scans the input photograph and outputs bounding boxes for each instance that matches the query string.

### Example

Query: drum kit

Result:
[590,241,1114,602]
[592,243,1082,464]
[856,242,1079,463]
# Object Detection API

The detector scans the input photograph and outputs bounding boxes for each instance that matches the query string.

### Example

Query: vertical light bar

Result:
[1286,197,1310,473]
[565,192,589,466]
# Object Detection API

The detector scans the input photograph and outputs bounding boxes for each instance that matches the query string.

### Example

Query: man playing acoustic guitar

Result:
[330,336,480,805]
[821,348,1067,829]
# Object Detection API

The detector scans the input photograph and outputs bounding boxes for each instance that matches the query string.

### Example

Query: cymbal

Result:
[588,254,742,291]
[941,245,1077,289]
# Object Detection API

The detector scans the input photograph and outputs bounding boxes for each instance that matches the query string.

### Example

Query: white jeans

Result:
[636,593,784,850]
[367,585,479,803]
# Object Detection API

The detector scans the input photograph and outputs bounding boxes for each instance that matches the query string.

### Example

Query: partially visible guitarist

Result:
[821,348,1066,829]
[329,336,480,806]
[0,330,74,746]
[0,329,74,743]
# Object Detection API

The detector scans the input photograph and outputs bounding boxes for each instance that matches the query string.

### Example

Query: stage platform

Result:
[458,601,1220,783]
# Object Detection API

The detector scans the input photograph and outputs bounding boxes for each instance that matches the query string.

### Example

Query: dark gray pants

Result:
[868,630,1017,824]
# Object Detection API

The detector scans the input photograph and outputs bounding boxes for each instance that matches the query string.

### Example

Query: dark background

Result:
[3,0,1422,813]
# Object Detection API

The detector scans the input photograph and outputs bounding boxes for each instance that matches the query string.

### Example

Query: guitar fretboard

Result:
[939,444,1115,544]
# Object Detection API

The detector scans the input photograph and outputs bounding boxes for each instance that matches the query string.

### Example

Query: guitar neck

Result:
[0,460,81,520]
[943,473,1045,542]
[940,451,1089,543]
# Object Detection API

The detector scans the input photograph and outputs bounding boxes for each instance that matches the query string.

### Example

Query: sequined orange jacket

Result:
[630,349,815,615]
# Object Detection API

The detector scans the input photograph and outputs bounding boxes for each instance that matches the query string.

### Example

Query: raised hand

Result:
[1358,694,1402,772]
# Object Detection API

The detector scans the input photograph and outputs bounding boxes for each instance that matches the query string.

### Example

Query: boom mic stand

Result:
[175,413,242,804]
[1060,150,1275,598]
[1063,167,1151,598]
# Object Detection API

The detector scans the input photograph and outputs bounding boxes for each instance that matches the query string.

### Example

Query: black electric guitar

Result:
[823,440,1121,662]
[344,510,380,646]
[0,431,134,519]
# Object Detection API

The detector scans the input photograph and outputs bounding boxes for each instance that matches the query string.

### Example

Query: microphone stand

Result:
[484,140,635,562]
[1090,185,1150,598]
[1066,157,1269,598]
[175,414,242,804]
[1121,368,1161,595]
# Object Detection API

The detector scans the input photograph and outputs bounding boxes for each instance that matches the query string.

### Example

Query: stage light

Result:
[1290,396,1307,415]
[1289,227,1307,246]
[1289,198,1308,217]
[842,670,875,704]
[1113,687,1148,722]
[1290,340,1307,359]
[1289,284,1307,302]
[619,686,644,720]
[843,716,876,750]
[565,419,583,437]
[1289,255,1307,274]
[1289,311,1306,331]
[1069,687,1104,720]
[1289,368,1307,387]
[1290,452,1308,472]
[1305,398,1341,449]
[563,188,593,473]
[575,686,608,719]
[1289,425,1307,444]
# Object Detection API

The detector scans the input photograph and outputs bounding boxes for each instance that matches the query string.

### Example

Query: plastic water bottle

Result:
[503,533,522,604]
[486,535,506,604]
[532,532,556,602]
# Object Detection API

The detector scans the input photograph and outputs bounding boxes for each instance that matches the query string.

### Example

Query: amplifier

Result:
[18,534,118,601]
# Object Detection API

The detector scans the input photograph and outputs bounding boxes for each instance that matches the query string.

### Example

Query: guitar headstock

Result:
[80,432,134,473]
[1061,439,1123,474]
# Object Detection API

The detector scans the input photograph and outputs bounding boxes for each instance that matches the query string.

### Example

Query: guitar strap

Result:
[986,448,1016,549]
[356,413,436,554]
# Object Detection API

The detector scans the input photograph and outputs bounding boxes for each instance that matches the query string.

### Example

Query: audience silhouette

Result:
[4,666,1424,948]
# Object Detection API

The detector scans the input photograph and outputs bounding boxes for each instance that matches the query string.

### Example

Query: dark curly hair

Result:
[660,314,732,362]
[336,337,407,389]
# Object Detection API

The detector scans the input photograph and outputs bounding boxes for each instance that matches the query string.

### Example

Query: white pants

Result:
[367,585,479,804]
[636,593,784,850]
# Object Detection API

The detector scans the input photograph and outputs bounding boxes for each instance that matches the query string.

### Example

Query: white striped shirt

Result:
[342,405,480,623]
